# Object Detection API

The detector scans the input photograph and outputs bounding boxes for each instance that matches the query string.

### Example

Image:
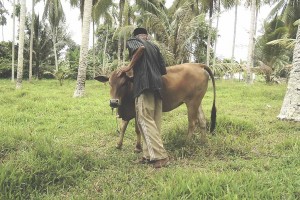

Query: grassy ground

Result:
[0,79,299,199]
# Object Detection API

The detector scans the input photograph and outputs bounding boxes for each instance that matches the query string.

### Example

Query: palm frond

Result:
[92,0,113,23]
[152,40,175,66]
[267,38,295,49]
[112,25,135,40]
[136,0,171,33]
[294,19,300,25]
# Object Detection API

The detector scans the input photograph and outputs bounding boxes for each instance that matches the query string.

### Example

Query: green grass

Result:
[0,79,299,199]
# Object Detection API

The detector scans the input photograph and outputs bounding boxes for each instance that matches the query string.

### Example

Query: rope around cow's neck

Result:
[112,107,120,135]
[115,116,120,135]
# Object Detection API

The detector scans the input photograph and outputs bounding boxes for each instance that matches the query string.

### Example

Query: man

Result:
[117,27,169,168]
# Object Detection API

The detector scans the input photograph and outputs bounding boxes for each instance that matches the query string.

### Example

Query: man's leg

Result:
[135,91,168,161]
[135,98,150,160]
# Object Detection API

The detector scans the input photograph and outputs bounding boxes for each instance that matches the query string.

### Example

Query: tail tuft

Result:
[210,102,216,134]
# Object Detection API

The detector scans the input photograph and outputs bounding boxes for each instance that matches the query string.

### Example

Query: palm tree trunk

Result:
[73,0,93,97]
[231,2,238,61]
[93,21,95,78]
[118,0,125,66]
[277,25,300,121]
[29,0,35,81]
[103,25,108,73]
[206,17,212,66]
[16,0,26,89]
[2,26,3,41]
[246,0,256,84]
[122,36,126,66]
[117,37,121,66]
[53,27,58,71]
[11,0,16,82]
[213,16,219,65]
[213,0,221,65]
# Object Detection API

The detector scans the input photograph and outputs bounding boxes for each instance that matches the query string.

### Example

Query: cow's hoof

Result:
[116,143,122,150]
[134,147,142,153]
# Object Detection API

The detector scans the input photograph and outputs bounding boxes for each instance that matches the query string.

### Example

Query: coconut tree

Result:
[231,0,239,61]
[278,21,300,121]
[16,0,26,89]
[268,0,300,31]
[173,0,235,65]
[29,0,42,81]
[11,0,16,82]
[29,0,43,81]
[117,0,125,66]
[205,0,214,66]
[70,0,114,77]
[136,0,210,64]
[246,0,257,83]
[43,0,65,71]
[29,0,34,81]
[212,0,235,64]
[92,0,114,76]
[73,0,93,97]
[245,0,274,83]
[255,18,292,82]
[0,1,8,41]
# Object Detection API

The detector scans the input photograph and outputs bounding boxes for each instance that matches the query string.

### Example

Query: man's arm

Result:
[117,46,145,76]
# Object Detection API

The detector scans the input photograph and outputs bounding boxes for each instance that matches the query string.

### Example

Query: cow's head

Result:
[95,71,133,108]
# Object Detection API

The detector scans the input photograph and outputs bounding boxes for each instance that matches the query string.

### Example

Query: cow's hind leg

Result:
[197,105,207,144]
[134,118,142,153]
[197,105,207,130]
[186,101,201,139]
[116,120,129,149]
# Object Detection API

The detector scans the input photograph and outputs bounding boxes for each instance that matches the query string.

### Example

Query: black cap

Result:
[133,28,148,36]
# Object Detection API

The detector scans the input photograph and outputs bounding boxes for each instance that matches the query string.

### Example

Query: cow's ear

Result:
[94,75,109,83]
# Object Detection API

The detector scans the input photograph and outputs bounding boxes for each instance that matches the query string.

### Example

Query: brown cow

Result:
[95,63,216,152]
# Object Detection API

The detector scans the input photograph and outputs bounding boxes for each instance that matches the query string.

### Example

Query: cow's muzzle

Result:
[110,99,120,108]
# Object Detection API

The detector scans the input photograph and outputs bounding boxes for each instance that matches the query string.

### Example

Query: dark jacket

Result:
[127,37,167,98]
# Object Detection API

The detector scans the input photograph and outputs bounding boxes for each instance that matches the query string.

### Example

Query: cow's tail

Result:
[204,65,216,134]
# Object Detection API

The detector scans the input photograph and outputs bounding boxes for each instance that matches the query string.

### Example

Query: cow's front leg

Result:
[134,118,142,153]
[116,120,129,149]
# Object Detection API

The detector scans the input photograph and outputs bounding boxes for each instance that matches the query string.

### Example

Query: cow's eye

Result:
[119,79,128,87]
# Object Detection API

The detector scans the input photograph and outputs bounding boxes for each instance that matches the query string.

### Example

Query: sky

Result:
[1,0,274,61]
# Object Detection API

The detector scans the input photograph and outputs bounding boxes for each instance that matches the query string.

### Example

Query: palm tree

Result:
[207,9,214,65]
[212,0,235,64]
[11,0,16,82]
[73,0,93,97]
[137,0,210,64]
[268,0,300,44]
[117,0,125,66]
[246,0,257,83]
[70,0,114,77]
[43,0,65,71]
[29,0,38,81]
[255,18,291,82]
[278,22,300,121]
[0,0,8,41]
[231,0,239,61]
[16,0,26,89]
[92,0,114,76]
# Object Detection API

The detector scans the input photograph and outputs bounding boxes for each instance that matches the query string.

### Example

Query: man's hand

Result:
[117,46,145,77]
[117,66,131,77]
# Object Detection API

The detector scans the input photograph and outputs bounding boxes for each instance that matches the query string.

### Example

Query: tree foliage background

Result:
[0,0,298,81]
